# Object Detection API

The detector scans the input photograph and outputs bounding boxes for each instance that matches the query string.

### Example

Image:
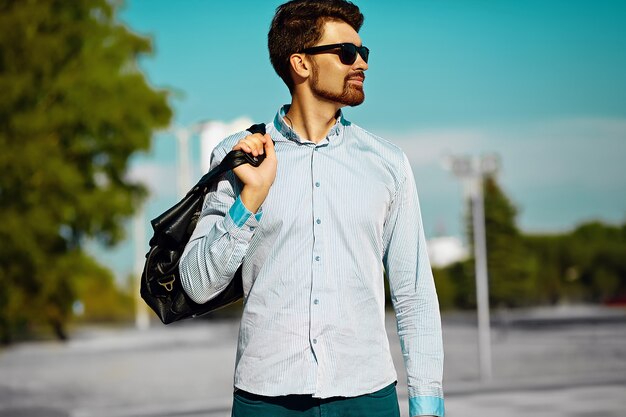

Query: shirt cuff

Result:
[409,396,445,417]
[228,195,263,227]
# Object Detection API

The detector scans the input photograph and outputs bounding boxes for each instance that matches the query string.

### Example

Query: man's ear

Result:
[289,53,311,80]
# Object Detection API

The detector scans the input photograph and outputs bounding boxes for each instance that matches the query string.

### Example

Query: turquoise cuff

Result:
[228,196,262,227]
[409,396,445,417]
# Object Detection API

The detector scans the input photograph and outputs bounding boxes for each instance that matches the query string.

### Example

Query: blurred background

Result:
[1,0,625,416]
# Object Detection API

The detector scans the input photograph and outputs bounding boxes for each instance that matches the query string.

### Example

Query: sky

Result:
[96,0,626,280]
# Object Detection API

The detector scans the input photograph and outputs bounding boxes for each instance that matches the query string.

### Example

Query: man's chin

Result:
[345,85,365,106]
[312,84,365,107]
[343,93,365,107]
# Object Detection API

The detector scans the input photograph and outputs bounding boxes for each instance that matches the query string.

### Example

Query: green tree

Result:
[0,0,172,342]
[522,234,569,304]
[525,221,626,305]
[466,175,535,308]
[571,221,626,302]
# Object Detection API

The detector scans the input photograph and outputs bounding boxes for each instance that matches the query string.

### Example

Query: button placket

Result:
[310,145,325,359]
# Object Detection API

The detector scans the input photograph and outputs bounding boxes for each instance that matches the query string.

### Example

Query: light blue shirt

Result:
[180,105,445,417]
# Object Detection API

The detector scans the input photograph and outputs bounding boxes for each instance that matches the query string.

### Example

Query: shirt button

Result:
[313,299,319,305]
[313,339,318,344]
[249,226,256,231]
[316,219,321,224]
[315,182,320,187]
[315,256,320,261]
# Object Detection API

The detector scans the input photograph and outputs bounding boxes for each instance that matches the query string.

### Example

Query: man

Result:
[179,1,445,416]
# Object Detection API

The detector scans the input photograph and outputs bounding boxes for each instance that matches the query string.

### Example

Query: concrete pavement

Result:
[1,307,625,417]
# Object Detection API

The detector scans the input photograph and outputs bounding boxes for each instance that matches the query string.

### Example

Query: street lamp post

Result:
[444,154,499,382]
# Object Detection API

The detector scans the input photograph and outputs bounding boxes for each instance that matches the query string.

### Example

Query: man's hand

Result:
[232,132,277,213]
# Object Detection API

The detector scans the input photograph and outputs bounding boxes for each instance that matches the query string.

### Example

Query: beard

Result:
[310,61,365,107]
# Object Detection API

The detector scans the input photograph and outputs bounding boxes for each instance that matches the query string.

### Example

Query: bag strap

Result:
[188,123,268,196]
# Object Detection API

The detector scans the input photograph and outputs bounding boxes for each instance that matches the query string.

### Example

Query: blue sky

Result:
[97,0,626,279]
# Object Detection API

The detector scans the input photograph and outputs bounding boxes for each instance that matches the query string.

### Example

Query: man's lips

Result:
[347,74,365,84]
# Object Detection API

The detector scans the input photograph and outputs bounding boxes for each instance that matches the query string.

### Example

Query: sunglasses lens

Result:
[359,47,369,63]
[340,44,358,65]
[339,44,369,65]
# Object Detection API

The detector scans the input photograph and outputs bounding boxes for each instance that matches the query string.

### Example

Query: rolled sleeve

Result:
[228,195,263,228]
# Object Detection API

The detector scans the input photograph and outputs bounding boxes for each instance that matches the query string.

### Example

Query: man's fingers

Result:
[232,133,274,163]
[242,137,261,156]
[233,133,266,156]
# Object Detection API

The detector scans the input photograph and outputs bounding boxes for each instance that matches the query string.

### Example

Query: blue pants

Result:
[231,382,401,417]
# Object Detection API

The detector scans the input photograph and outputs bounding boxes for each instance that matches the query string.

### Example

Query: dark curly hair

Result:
[268,0,364,92]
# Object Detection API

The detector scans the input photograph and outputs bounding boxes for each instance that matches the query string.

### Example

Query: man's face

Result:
[307,20,368,107]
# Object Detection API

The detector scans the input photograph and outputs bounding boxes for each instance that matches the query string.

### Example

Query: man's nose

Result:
[354,54,368,71]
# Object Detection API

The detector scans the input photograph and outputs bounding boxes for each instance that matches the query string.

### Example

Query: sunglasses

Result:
[301,43,370,65]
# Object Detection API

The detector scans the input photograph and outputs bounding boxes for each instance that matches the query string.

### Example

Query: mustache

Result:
[346,71,365,82]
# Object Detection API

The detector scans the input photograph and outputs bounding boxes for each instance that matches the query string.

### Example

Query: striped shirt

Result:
[179,105,445,417]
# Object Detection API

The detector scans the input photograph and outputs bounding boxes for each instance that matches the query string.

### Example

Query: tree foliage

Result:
[479,175,535,307]
[0,0,172,342]
[434,173,626,310]
[525,221,626,305]
[450,175,536,308]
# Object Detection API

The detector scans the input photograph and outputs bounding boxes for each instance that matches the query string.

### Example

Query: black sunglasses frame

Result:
[300,43,369,65]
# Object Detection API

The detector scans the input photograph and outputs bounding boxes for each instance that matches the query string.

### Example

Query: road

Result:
[1,308,625,417]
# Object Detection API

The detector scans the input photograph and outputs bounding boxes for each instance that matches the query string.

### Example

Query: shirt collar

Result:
[273,104,347,144]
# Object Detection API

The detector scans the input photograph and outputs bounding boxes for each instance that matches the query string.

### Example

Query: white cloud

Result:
[379,117,626,234]
[382,117,626,187]
[379,127,488,168]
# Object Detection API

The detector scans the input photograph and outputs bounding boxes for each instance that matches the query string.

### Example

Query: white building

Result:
[199,117,253,173]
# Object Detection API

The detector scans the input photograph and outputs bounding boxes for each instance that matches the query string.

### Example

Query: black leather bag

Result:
[140,123,266,324]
